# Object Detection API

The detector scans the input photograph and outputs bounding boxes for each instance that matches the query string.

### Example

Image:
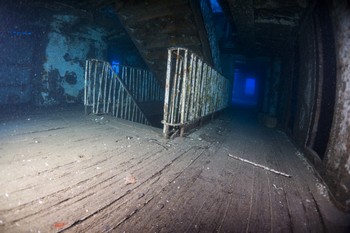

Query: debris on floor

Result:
[53,221,66,229]
[228,153,291,178]
[125,174,137,185]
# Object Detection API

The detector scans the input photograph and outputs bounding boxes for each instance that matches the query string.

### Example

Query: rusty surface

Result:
[162,47,230,138]
[281,0,350,211]
[324,0,350,211]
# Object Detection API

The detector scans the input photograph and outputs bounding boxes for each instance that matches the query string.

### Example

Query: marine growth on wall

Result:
[41,14,107,105]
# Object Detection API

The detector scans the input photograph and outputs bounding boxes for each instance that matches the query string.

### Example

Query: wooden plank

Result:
[0,108,348,232]
[68,140,212,232]
[211,120,256,232]
[269,130,325,233]
[268,173,293,233]
[246,168,272,233]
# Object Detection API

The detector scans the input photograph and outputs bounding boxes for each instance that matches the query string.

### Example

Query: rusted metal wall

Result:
[42,15,107,106]
[84,59,151,125]
[324,0,350,211]
[163,47,230,138]
[279,0,350,211]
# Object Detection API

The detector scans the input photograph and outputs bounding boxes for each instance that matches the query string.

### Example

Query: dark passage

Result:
[0,0,350,232]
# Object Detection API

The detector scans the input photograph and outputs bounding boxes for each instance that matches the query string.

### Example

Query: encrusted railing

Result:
[163,47,230,138]
[84,59,150,125]
[115,65,164,103]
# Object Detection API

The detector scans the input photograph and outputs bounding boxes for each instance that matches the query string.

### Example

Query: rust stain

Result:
[53,222,67,229]
[125,174,137,185]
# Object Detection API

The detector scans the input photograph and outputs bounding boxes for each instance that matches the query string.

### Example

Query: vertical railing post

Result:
[92,61,98,114]
[84,60,89,115]
[180,49,188,137]
[163,49,172,138]
[84,59,154,126]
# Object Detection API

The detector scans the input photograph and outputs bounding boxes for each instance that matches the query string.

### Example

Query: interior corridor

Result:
[1,1,350,231]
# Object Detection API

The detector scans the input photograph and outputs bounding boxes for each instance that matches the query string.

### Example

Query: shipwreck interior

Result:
[0,0,350,232]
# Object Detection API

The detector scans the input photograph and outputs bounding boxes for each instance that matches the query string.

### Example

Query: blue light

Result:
[11,31,32,36]
[209,0,223,13]
[111,60,120,74]
[245,78,256,95]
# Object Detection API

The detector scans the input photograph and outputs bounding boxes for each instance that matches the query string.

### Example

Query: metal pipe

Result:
[84,60,88,106]
[170,49,180,124]
[112,74,116,115]
[103,63,108,113]
[92,61,97,114]
[116,81,122,118]
[87,61,92,106]
[180,49,188,125]
[163,49,172,137]
[175,58,183,124]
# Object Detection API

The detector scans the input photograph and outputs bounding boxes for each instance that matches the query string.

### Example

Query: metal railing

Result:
[114,65,164,103]
[84,59,150,125]
[163,47,230,138]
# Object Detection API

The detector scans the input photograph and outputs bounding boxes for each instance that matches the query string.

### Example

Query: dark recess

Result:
[288,42,300,132]
[312,0,337,159]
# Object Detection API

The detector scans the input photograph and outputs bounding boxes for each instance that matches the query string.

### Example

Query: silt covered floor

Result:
[0,106,349,232]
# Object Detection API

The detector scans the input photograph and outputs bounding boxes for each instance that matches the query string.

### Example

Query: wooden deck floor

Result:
[0,107,349,233]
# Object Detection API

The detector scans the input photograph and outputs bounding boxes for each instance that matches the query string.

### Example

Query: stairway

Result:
[137,101,163,128]
[115,0,212,83]
[84,59,166,127]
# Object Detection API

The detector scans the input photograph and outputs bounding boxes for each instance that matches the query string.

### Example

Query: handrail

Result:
[84,59,150,125]
[113,64,164,103]
[162,47,230,138]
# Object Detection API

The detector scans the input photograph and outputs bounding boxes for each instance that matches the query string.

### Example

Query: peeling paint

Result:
[42,14,107,104]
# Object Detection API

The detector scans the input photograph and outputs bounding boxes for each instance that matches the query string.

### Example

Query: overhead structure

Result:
[114,0,213,82]
[223,0,307,56]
